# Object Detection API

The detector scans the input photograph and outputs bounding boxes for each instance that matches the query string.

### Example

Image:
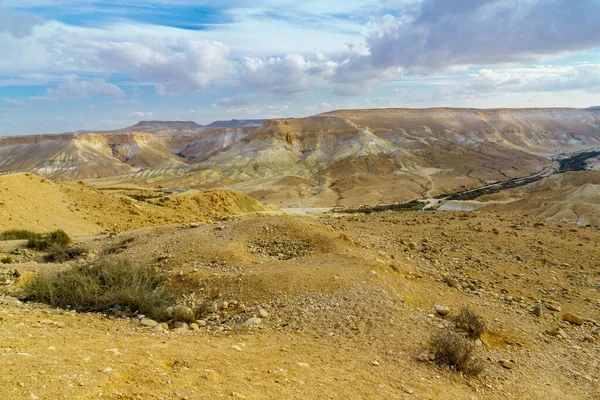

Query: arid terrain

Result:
[1,198,599,399]
[1,107,600,399]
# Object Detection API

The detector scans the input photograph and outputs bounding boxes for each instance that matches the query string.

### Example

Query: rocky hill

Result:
[1,108,600,207]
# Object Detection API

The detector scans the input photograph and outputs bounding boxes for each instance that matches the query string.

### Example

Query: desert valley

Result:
[3,0,600,399]
[1,107,600,399]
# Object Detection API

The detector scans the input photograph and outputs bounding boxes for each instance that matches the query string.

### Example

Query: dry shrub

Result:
[24,257,174,320]
[430,330,484,376]
[455,307,485,338]
[44,244,88,263]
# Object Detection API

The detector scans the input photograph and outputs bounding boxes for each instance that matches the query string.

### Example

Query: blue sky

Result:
[1,0,600,135]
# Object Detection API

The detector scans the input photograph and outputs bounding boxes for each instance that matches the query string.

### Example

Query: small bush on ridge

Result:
[455,307,486,339]
[430,331,484,376]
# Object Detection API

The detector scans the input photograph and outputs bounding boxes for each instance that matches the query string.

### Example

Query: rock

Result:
[231,345,243,351]
[416,352,430,362]
[499,360,514,369]
[173,322,189,330]
[207,303,219,313]
[296,362,310,368]
[152,325,164,333]
[563,313,585,325]
[434,304,450,316]
[584,334,595,343]
[221,301,229,310]
[547,327,567,338]
[189,323,199,330]
[231,392,246,399]
[195,320,207,327]
[103,367,114,374]
[475,339,483,347]
[166,306,194,322]
[244,317,262,326]
[546,303,561,312]
[258,308,269,318]
[140,318,158,327]
[504,295,513,302]
[372,360,380,366]
[405,388,414,394]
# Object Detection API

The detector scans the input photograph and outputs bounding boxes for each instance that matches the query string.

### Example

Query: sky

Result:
[1,0,600,135]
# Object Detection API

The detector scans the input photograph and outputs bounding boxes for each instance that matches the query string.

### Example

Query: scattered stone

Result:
[434,304,450,316]
[189,323,199,330]
[231,345,243,351]
[244,317,262,326]
[207,303,219,313]
[196,320,207,327]
[221,301,229,310]
[258,308,269,318]
[173,322,189,330]
[140,318,158,327]
[231,393,246,399]
[475,339,483,347]
[104,348,120,355]
[546,303,561,312]
[166,305,194,322]
[584,334,595,343]
[499,360,514,369]
[563,313,585,325]
[504,295,513,302]
[152,325,164,333]
[296,362,310,368]
[547,327,567,338]
[532,305,544,317]
[103,367,114,374]
[405,388,414,394]
[372,360,380,366]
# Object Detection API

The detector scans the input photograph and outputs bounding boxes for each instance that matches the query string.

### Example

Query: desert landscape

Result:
[2,1,600,399]
[1,107,599,399]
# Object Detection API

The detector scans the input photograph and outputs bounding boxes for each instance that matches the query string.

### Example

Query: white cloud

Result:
[47,32,233,93]
[128,111,155,118]
[35,79,125,100]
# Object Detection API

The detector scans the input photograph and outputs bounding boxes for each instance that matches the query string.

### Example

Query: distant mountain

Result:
[2,108,600,208]
[589,106,600,110]
[123,121,204,133]
[204,119,264,128]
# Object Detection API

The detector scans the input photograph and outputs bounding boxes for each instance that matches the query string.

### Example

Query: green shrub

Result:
[1,256,14,264]
[24,258,174,320]
[43,244,88,263]
[430,331,484,376]
[0,230,41,241]
[27,230,71,251]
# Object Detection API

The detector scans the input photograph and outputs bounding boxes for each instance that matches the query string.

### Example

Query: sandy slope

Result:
[0,173,271,235]
[1,211,599,399]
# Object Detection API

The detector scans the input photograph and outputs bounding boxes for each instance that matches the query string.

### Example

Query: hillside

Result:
[1,108,600,207]
[1,210,599,399]
[0,173,271,235]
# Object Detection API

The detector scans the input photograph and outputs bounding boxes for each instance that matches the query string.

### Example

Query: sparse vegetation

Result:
[24,257,174,320]
[0,229,40,241]
[1,256,14,264]
[27,229,71,251]
[43,243,88,263]
[430,330,484,376]
[455,307,486,339]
